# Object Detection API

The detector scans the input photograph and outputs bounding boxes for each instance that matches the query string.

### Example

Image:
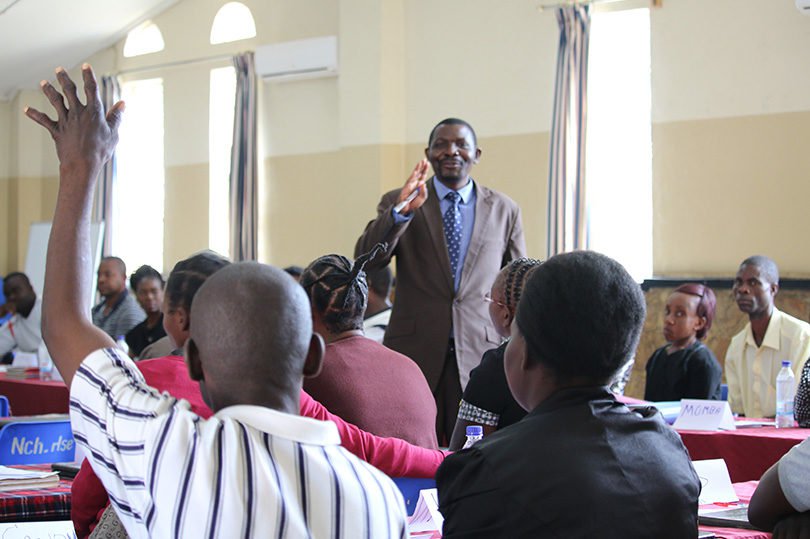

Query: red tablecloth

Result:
[0,465,72,522]
[699,481,770,539]
[678,425,810,482]
[0,375,69,416]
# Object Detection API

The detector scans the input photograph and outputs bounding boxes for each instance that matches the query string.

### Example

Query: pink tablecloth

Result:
[0,374,69,416]
[678,425,810,482]
[699,481,769,539]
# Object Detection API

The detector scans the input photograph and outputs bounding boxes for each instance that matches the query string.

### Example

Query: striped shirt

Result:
[69,348,408,538]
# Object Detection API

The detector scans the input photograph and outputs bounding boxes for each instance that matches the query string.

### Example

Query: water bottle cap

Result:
[466,425,483,436]
[782,360,791,367]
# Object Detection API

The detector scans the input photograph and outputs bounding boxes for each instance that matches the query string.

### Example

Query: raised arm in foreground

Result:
[25,65,125,387]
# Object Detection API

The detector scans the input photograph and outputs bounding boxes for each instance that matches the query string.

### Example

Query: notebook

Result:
[698,505,755,530]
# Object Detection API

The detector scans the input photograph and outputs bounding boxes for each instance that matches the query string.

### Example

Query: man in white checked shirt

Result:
[26,65,408,538]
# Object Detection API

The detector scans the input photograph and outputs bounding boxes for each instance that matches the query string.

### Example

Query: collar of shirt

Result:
[433,176,475,204]
[744,307,783,351]
[215,404,341,446]
[528,385,614,416]
[93,289,130,315]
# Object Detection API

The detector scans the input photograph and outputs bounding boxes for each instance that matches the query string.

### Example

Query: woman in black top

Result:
[448,257,542,450]
[125,265,167,358]
[644,283,722,401]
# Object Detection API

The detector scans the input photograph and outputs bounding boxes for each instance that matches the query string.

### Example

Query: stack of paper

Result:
[0,465,59,490]
[5,367,40,380]
[408,488,444,535]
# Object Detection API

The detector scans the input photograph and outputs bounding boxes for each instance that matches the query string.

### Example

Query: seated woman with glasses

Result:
[448,257,542,450]
[643,283,723,402]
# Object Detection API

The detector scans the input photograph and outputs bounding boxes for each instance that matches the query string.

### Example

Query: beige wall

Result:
[2,0,810,281]
[650,0,810,277]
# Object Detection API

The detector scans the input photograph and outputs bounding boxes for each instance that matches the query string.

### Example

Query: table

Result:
[699,481,769,539]
[0,375,69,416]
[678,425,810,482]
[0,466,72,522]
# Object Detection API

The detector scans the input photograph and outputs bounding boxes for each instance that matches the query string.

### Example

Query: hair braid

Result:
[502,258,543,311]
[301,244,388,333]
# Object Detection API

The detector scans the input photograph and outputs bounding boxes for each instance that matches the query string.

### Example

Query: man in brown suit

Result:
[356,118,526,444]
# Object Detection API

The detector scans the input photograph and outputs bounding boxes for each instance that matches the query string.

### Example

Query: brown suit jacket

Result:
[355,178,526,390]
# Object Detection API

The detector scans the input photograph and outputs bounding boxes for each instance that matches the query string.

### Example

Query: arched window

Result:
[123,21,165,58]
[210,2,256,45]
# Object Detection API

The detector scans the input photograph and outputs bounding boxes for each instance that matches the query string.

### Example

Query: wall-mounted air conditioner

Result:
[254,36,338,82]
[798,0,810,15]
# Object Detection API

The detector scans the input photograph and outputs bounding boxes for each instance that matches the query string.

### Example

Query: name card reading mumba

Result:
[672,399,735,431]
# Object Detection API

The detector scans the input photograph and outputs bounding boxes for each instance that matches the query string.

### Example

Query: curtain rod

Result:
[538,0,661,12]
[114,53,237,77]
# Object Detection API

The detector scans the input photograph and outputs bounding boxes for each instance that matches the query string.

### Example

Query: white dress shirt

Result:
[363,309,391,343]
[70,348,408,538]
[725,308,810,418]
[0,297,48,358]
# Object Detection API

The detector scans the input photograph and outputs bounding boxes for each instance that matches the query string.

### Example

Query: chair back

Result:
[0,420,75,464]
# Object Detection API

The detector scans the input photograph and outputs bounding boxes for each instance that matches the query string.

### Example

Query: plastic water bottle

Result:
[776,360,796,428]
[37,344,54,381]
[462,425,484,449]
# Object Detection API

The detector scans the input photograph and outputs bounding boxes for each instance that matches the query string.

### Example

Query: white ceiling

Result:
[0,0,179,100]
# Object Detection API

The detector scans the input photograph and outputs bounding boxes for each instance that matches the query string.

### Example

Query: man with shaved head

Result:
[91,256,145,338]
[28,65,407,537]
[726,255,810,417]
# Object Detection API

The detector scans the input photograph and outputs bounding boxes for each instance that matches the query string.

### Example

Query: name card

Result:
[673,399,735,431]
[408,488,444,534]
[693,459,739,504]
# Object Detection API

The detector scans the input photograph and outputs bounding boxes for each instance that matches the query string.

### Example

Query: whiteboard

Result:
[24,221,105,311]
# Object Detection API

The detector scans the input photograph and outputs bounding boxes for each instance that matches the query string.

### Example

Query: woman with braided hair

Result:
[448,257,542,450]
[302,244,440,449]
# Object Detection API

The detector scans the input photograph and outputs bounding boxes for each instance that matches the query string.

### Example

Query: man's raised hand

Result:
[395,159,430,215]
[24,64,124,177]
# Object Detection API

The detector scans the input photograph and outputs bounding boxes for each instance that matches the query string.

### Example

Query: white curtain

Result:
[229,52,258,261]
[94,75,121,257]
[547,5,591,257]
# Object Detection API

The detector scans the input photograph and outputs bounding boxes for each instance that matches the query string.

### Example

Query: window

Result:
[123,21,165,58]
[585,7,652,282]
[112,78,165,273]
[210,2,256,45]
[209,66,237,257]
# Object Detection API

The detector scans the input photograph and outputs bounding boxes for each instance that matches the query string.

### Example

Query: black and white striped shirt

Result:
[70,348,408,538]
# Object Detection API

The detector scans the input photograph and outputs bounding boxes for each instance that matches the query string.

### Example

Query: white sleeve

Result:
[778,438,810,512]
[70,347,194,525]
[0,320,16,357]
[725,340,743,415]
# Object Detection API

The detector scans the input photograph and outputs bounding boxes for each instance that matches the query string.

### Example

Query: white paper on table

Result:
[11,351,38,368]
[0,465,58,480]
[693,459,739,505]
[408,488,444,533]
[0,520,76,538]
[673,399,736,431]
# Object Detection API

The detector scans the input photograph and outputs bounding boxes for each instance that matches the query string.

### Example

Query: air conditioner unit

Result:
[254,36,338,82]
[797,0,810,15]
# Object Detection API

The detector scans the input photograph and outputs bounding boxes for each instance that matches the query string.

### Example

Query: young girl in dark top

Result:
[124,265,166,358]
[644,283,722,401]
[448,257,542,450]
